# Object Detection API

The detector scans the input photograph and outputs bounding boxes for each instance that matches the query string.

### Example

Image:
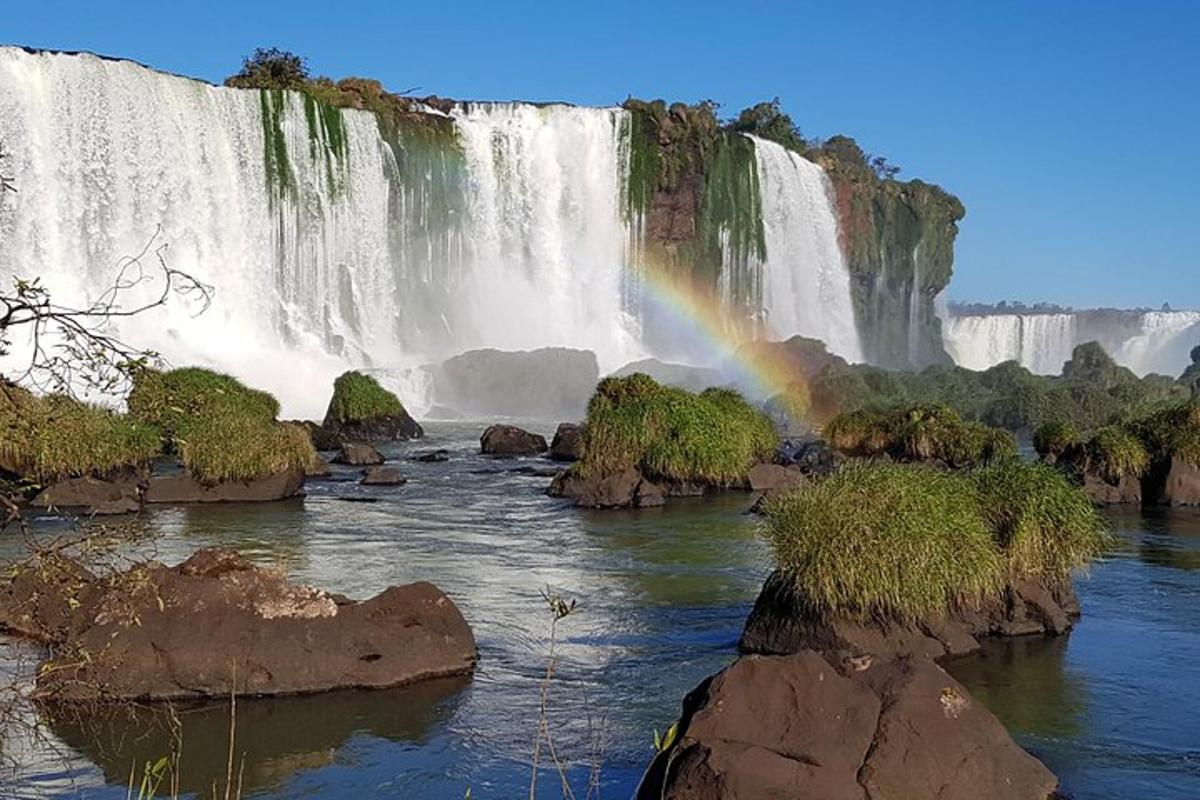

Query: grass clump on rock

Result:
[1130,400,1200,466]
[128,368,316,483]
[764,460,1110,620]
[1082,425,1151,482]
[0,387,161,482]
[578,373,777,486]
[823,404,1017,468]
[323,371,408,427]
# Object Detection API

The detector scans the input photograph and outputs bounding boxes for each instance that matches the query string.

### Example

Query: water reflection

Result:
[43,677,469,796]
[945,635,1087,738]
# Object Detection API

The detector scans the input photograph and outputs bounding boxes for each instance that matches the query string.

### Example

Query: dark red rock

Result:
[1082,471,1141,505]
[638,651,1059,800]
[144,468,305,504]
[14,549,476,702]
[480,424,547,457]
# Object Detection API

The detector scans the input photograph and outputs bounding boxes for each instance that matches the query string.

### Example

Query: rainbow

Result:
[629,261,811,404]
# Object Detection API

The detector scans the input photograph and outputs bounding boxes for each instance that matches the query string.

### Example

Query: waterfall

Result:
[944,310,1200,377]
[747,136,863,362]
[0,47,874,417]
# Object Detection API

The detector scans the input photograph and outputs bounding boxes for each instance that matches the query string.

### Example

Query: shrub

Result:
[1032,420,1082,457]
[765,463,1003,619]
[323,371,408,426]
[128,368,313,482]
[823,404,1016,468]
[970,461,1112,580]
[1129,400,1200,465]
[224,47,310,90]
[765,460,1111,619]
[0,388,161,482]
[578,374,777,485]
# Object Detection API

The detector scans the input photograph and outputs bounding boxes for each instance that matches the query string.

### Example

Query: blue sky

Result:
[5,0,1198,309]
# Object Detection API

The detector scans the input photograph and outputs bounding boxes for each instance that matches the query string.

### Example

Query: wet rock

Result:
[746,463,806,492]
[144,468,305,504]
[480,425,548,457]
[360,466,406,486]
[1082,471,1141,504]
[637,651,1060,800]
[549,423,582,462]
[9,548,476,702]
[778,438,842,476]
[413,449,450,463]
[739,569,1081,661]
[31,475,142,515]
[306,456,332,478]
[333,443,385,466]
[1150,457,1200,506]
[327,413,423,443]
[0,555,95,642]
[292,420,342,451]
[549,467,663,508]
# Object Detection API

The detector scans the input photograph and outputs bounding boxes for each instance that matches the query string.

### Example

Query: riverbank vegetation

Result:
[764,460,1111,620]
[823,404,1017,467]
[576,373,776,486]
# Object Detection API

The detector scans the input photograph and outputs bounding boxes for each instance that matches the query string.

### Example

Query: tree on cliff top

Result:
[728,98,812,153]
[225,47,310,90]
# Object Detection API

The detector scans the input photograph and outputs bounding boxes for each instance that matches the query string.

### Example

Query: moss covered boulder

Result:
[741,461,1110,660]
[551,374,777,507]
[128,367,317,501]
[322,371,422,442]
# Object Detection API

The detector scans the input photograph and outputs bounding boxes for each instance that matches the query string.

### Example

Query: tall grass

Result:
[577,374,777,485]
[0,388,161,482]
[128,368,314,483]
[765,460,1110,619]
[822,404,1017,468]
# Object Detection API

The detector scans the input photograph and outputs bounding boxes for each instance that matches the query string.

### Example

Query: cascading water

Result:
[944,310,1200,377]
[0,47,874,417]
[745,136,863,362]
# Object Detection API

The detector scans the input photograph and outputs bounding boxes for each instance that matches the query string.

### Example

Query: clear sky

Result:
[4,0,1198,309]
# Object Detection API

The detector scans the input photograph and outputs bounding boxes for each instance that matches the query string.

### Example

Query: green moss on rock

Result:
[823,404,1016,468]
[323,371,408,426]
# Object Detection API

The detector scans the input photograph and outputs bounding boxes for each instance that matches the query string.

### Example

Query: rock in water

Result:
[31,474,143,515]
[413,449,451,463]
[480,425,548,457]
[549,467,664,508]
[747,463,806,492]
[549,423,582,462]
[333,444,385,466]
[361,466,406,486]
[1081,470,1141,505]
[1,549,476,701]
[739,570,1080,661]
[144,468,305,504]
[637,651,1060,800]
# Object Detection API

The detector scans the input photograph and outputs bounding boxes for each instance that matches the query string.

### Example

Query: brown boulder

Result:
[548,467,664,508]
[17,549,476,702]
[739,570,1080,661]
[31,475,142,515]
[291,420,342,451]
[480,424,548,457]
[1082,471,1141,505]
[144,468,305,504]
[549,423,582,462]
[0,554,96,642]
[1155,457,1200,505]
[332,443,385,466]
[360,466,406,486]
[638,651,1059,800]
[746,462,806,492]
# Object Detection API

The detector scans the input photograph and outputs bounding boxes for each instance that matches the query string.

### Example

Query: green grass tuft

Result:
[765,460,1111,620]
[578,374,777,486]
[128,368,313,483]
[1032,420,1082,457]
[323,371,407,426]
[1084,425,1151,481]
[1129,400,1200,465]
[0,389,161,483]
[823,404,1016,468]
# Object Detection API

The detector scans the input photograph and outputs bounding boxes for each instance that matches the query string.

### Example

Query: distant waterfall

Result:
[746,136,863,362]
[944,311,1200,377]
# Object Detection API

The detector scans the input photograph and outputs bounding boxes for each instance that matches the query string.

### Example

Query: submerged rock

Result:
[333,443,385,466]
[740,570,1080,662]
[360,466,406,486]
[413,449,451,463]
[549,423,582,462]
[637,650,1059,800]
[1,549,476,702]
[144,468,305,504]
[480,424,548,457]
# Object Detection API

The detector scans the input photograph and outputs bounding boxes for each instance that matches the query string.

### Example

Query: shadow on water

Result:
[41,677,469,796]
